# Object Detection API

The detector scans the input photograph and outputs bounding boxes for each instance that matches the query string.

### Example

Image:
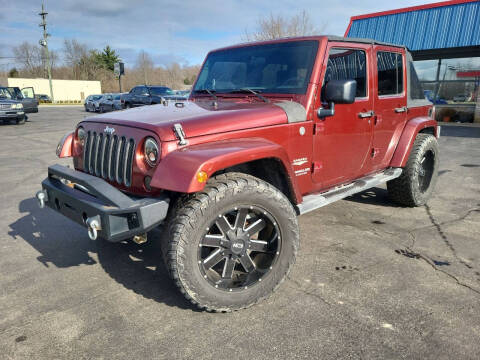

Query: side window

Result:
[131,87,140,95]
[377,52,403,96]
[324,48,367,98]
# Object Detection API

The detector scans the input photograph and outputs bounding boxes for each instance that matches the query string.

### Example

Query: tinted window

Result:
[0,88,12,99]
[324,48,367,98]
[377,52,403,96]
[409,62,425,100]
[114,94,120,100]
[194,40,319,94]
[150,87,174,96]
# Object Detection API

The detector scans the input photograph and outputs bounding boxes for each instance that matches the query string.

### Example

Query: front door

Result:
[371,46,407,170]
[312,43,374,189]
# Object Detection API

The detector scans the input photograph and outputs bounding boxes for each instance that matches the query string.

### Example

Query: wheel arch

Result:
[150,138,302,204]
[390,116,438,168]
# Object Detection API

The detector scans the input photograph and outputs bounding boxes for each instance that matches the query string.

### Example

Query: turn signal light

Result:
[196,171,208,183]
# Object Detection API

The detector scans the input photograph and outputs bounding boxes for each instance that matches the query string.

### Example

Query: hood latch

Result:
[173,123,188,146]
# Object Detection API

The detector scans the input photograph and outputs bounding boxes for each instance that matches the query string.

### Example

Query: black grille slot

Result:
[83,131,135,187]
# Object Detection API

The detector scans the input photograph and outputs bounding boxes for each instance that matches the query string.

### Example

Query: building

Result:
[7,78,102,102]
[345,0,480,122]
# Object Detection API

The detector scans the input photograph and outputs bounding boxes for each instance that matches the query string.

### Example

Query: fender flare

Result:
[56,131,74,158]
[390,117,438,168]
[150,137,301,202]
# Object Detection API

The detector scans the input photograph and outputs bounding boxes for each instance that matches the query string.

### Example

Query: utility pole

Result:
[39,3,54,102]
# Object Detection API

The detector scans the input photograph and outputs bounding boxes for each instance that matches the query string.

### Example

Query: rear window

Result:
[409,62,425,100]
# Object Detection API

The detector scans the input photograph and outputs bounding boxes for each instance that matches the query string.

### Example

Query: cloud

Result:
[3,0,439,67]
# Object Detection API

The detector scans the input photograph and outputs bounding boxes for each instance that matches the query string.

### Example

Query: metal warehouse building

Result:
[345,0,480,123]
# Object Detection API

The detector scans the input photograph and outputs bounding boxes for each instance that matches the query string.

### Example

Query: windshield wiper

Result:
[228,88,269,103]
[193,88,217,100]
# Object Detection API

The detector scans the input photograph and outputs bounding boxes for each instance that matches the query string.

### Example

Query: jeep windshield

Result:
[193,40,319,95]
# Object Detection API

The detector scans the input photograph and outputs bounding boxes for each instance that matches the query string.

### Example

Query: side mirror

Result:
[317,79,357,119]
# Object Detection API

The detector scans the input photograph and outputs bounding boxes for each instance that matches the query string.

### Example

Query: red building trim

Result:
[344,0,479,36]
[457,71,480,77]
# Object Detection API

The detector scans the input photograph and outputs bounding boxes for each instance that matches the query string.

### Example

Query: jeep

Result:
[36,36,439,311]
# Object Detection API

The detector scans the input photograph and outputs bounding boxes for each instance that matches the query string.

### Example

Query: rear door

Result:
[371,47,407,170]
[312,42,374,189]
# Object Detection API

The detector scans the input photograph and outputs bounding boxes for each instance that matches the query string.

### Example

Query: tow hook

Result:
[133,233,147,244]
[36,190,48,208]
[86,216,102,240]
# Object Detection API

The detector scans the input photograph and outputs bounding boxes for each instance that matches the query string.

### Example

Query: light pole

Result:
[39,3,54,102]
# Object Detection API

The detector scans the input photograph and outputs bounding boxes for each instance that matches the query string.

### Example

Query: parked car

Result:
[121,86,175,108]
[453,94,468,102]
[99,93,123,113]
[6,86,38,113]
[84,94,103,112]
[0,87,26,125]
[35,94,52,103]
[38,36,438,312]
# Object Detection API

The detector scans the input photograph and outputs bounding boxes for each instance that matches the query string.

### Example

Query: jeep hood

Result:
[81,100,302,141]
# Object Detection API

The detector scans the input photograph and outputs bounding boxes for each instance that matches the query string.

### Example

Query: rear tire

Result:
[387,133,439,206]
[164,172,299,312]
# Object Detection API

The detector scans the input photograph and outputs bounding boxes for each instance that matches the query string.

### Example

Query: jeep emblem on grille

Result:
[104,126,115,135]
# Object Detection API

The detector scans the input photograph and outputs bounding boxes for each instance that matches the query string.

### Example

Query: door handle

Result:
[394,106,407,113]
[358,111,374,118]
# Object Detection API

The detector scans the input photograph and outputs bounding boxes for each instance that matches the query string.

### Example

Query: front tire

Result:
[165,173,299,312]
[387,133,439,206]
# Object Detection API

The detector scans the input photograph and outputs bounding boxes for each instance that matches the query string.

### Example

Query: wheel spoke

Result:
[234,208,249,230]
[239,254,256,272]
[245,218,266,237]
[216,216,233,235]
[203,248,224,269]
[202,234,224,247]
[222,257,236,279]
[249,239,269,252]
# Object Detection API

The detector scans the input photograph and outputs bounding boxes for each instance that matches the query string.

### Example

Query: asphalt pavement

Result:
[1,107,479,359]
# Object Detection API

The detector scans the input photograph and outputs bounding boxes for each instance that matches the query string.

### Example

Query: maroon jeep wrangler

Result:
[37,36,439,311]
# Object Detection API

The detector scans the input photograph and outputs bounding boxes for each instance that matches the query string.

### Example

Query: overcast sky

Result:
[1,0,441,69]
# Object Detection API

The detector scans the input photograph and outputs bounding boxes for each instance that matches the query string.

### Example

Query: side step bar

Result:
[296,168,402,215]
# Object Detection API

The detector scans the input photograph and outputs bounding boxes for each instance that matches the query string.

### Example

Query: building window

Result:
[324,48,367,98]
[377,52,403,96]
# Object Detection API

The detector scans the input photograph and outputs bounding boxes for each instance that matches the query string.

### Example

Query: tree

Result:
[93,46,120,72]
[8,68,19,78]
[244,10,319,41]
[135,50,154,85]
[63,39,89,79]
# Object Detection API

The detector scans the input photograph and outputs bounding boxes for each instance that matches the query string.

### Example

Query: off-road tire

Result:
[387,133,439,206]
[164,172,299,312]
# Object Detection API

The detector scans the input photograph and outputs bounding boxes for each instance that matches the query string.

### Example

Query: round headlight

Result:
[144,137,159,167]
[76,126,86,146]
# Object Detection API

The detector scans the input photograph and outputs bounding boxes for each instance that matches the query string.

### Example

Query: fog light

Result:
[196,171,208,183]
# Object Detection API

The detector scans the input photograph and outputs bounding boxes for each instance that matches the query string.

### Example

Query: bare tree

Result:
[244,10,320,41]
[13,42,43,77]
[63,39,89,79]
[135,50,154,85]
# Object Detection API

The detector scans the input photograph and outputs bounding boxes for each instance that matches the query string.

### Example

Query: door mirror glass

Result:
[324,79,357,104]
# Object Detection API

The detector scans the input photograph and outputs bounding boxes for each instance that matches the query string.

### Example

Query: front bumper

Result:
[0,110,25,120]
[37,164,169,242]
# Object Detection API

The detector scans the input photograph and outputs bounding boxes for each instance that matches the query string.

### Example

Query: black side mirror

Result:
[317,79,357,119]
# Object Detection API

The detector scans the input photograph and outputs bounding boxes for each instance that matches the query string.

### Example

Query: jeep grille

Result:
[83,131,135,187]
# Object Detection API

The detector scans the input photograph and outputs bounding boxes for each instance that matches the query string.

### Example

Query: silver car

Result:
[84,94,103,112]
[99,93,123,113]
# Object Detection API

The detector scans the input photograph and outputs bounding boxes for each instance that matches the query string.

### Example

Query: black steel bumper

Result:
[38,164,169,242]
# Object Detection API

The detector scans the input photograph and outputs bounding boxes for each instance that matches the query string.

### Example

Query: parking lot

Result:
[1,107,479,359]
